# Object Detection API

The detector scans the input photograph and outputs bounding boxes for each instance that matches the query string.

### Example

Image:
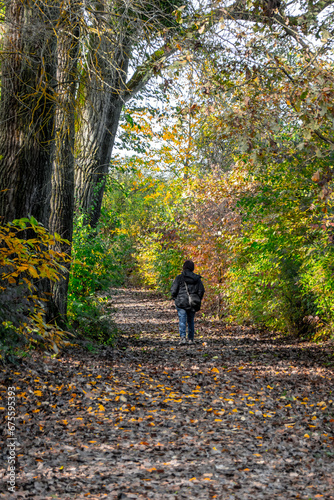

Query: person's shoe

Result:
[188,339,195,344]
[179,337,187,345]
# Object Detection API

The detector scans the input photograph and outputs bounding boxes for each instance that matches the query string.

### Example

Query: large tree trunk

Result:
[75,92,126,228]
[75,23,130,227]
[74,0,178,227]
[47,1,80,322]
[0,0,56,226]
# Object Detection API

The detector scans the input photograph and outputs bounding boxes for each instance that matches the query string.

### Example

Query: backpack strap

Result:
[181,273,193,308]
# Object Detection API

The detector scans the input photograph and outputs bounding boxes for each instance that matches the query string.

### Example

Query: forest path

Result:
[1,287,334,499]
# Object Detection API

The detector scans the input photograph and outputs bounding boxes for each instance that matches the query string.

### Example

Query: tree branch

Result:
[122,0,334,103]
[209,0,334,51]
[123,45,177,102]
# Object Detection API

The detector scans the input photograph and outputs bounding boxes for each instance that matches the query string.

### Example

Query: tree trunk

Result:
[74,22,178,228]
[75,31,130,227]
[48,1,80,322]
[0,0,56,226]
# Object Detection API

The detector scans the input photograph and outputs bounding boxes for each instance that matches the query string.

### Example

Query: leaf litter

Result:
[1,287,334,499]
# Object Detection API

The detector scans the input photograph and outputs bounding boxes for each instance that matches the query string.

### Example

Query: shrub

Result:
[0,217,71,361]
[225,158,334,339]
[68,295,117,345]
[135,237,184,294]
[67,215,132,343]
[68,215,132,299]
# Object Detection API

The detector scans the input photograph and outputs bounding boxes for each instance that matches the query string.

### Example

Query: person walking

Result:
[171,260,205,345]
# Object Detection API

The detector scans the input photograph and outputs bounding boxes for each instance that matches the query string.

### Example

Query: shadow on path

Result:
[1,287,333,499]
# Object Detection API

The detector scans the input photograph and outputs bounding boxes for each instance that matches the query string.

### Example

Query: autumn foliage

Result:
[105,89,334,340]
[0,218,71,360]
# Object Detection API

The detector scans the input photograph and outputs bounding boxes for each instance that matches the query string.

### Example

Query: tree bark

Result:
[74,0,180,227]
[0,0,56,226]
[75,39,179,226]
[75,17,130,227]
[48,0,80,322]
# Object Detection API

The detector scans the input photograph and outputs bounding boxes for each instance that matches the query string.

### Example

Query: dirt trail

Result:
[1,287,334,499]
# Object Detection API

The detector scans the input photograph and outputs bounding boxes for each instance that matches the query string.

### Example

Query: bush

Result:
[68,296,117,345]
[135,237,184,294]
[225,158,334,339]
[0,217,71,361]
[67,215,133,343]
[68,215,132,298]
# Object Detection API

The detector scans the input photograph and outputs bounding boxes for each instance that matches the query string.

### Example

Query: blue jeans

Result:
[177,307,195,340]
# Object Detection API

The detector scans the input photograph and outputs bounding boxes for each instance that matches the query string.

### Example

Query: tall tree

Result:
[2,0,333,324]
[0,0,184,323]
[48,0,81,321]
[74,0,182,226]
[74,1,131,227]
[0,0,56,225]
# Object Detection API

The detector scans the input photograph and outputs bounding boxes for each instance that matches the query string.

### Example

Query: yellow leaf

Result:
[211,367,219,373]
[304,434,310,438]
[28,265,39,278]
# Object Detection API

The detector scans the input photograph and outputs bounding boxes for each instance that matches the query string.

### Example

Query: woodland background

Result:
[1,0,334,361]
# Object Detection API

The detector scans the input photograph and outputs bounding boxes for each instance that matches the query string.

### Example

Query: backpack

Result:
[182,275,201,312]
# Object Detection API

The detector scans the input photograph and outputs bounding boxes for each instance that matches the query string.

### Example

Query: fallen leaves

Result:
[1,287,334,499]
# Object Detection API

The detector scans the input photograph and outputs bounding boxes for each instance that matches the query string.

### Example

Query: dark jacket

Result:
[171,269,205,310]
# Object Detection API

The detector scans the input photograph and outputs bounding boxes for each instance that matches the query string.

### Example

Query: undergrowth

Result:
[67,214,134,345]
[0,217,71,363]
